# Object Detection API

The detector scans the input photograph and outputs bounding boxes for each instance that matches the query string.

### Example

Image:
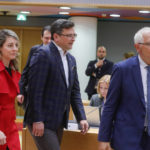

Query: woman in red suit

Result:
[0,29,21,150]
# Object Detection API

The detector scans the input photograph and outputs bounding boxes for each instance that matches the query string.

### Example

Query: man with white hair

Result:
[98,27,150,150]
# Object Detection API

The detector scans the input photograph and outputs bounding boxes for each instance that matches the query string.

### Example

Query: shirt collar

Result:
[138,55,147,68]
[97,57,105,61]
[52,41,68,56]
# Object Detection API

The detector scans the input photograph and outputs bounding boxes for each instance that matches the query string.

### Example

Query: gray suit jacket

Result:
[90,94,104,107]
[90,94,104,119]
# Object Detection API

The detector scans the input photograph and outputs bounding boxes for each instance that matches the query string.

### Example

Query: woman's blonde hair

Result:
[0,29,19,71]
[97,75,111,97]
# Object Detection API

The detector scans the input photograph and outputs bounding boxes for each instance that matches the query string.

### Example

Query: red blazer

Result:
[0,61,21,150]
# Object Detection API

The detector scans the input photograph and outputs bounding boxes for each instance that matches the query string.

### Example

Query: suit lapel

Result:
[50,42,67,87]
[132,56,145,107]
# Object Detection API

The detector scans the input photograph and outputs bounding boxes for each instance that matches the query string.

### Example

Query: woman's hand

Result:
[0,131,6,145]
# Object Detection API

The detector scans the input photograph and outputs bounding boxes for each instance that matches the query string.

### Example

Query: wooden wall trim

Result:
[0,26,42,30]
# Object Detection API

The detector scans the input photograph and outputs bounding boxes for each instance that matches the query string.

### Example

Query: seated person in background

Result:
[90,75,111,107]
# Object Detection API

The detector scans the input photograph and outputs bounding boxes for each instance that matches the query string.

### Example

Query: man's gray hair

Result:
[134,27,150,44]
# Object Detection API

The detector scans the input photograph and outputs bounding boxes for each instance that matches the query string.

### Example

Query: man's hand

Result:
[96,60,103,68]
[98,141,112,150]
[0,131,6,145]
[79,120,89,134]
[17,94,24,104]
[92,73,96,77]
[32,122,44,137]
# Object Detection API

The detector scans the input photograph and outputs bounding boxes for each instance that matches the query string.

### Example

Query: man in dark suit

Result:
[17,25,51,108]
[98,27,150,150]
[85,46,113,99]
[20,19,89,150]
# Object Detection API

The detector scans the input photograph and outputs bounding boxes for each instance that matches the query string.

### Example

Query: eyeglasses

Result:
[138,43,150,46]
[59,33,77,38]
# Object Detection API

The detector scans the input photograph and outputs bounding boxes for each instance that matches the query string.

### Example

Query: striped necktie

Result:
[147,65,150,135]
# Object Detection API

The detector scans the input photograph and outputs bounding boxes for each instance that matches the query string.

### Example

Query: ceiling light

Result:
[59,7,71,10]
[20,11,30,14]
[110,14,120,17]
[139,10,150,14]
[59,12,69,15]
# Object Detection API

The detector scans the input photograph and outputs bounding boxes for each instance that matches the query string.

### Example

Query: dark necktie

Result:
[147,66,150,135]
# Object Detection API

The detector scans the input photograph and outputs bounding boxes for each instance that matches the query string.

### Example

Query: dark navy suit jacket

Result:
[19,44,41,95]
[19,44,41,109]
[98,56,146,150]
[24,42,86,130]
[85,59,113,96]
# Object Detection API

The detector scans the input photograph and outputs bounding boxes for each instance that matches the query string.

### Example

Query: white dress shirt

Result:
[138,55,148,126]
[53,41,69,87]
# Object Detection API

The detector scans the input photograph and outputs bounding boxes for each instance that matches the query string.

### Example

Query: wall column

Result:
[70,17,97,99]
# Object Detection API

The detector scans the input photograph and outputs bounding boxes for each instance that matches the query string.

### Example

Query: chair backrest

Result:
[84,106,100,127]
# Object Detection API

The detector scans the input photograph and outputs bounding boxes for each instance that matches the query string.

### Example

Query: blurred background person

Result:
[40,25,51,46]
[18,25,51,109]
[0,29,21,150]
[123,51,135,59]
[85,46,113,99]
